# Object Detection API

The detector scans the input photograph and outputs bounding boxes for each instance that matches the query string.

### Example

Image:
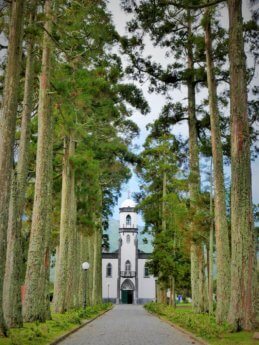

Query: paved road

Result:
[60,305,199,345]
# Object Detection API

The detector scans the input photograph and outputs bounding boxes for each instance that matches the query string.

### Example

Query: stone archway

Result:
[121,279,134,304]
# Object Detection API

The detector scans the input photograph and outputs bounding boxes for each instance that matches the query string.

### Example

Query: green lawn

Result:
[0,303,112,345]
[145,302,258,345]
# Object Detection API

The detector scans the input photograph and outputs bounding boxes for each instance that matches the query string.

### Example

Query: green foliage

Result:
[37,0,150,246]
[136,129,191,292]
[0,304,112,345]
[145,303,259,345]
[145,302,230,338]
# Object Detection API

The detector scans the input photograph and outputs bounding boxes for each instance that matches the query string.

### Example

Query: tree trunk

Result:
[0,0,25,334]
[3,173,23,328]
[187,11,203,312]
[43,112,53,320]
[197,245,208,313]
[23,0,53,322]
[91,214,102,305]
[65,140,78,309]
[95,211,103,305]
[53,245,60,304]
[3,3,37,327]
[156,281,167,304]
[78,233,84,307]
[208,159,214,315]
[169,276,175,307]
[73,231,81,308]
[204,9,230,322]
[53,136,75,313]
[227,0,256,330]
[86,230,94,305]
[162,171,167,232]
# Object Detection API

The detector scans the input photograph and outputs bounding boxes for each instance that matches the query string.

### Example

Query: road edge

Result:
[145,308,209,345]
[49,306,113,345]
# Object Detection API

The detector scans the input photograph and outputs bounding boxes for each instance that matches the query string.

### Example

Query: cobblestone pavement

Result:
[60,305,199,345]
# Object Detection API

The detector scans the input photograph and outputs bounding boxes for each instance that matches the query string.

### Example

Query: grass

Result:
[145,302,259,345]
[0,303,112,345]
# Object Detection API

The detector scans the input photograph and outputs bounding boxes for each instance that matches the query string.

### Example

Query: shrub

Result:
[145,303,230,339]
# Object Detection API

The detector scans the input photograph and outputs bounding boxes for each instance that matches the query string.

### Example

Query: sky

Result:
[107,0,259,223]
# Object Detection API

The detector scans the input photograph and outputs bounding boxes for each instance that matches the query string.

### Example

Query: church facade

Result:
[102,198,156,304]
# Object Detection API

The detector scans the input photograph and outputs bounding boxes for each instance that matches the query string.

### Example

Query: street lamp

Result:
[107,283,110,303]
[82,262,90,309]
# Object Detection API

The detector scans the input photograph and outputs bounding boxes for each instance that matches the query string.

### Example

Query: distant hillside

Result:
[104,219,153,253]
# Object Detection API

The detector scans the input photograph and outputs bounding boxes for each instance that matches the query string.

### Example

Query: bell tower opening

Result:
[126,214,131,226]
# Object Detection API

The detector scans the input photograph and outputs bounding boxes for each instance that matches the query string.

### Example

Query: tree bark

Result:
[3,2,37,327]
[65,140,78,309]
[208,160,214,315]
[204,9,230,322]
[23,0,53,322]
[53,136,75,313]
[95,207,103,304]
[187,11,204,312]
[3,172,23,328]
[86,229,94,305]
[169,276,176,307]
[227,0,256,330]
[198,245,208,312]
[0,0,25,334]
[162,171,167,232]
[156,281,167,304]
[42,111,53,320]
[91,199,103,306]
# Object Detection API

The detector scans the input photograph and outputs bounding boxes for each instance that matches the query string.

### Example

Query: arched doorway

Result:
[121,279,134,304]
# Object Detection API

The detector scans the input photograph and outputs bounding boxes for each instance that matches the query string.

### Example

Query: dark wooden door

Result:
[121,290,133,304]
[121,290,127,304]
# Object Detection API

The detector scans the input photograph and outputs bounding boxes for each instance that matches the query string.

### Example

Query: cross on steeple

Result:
[127,190,131,199]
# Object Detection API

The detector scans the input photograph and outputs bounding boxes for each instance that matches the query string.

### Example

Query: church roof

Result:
[120,198,136,208]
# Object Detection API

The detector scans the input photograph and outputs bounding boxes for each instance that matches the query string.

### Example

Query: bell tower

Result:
[117,198,138,304]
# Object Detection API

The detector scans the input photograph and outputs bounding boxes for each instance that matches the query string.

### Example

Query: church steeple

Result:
[117,197,139,304]
[102,196,155,305]
[119,198,138,233]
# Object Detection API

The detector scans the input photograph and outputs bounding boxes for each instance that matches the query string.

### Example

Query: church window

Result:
[125,260,131,272]
[106,263,112,277]
[144,263,149,277]
[126,215,131,226]
[126,234,130,243]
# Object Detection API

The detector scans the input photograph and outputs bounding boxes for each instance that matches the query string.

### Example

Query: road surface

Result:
[60,305,199,345]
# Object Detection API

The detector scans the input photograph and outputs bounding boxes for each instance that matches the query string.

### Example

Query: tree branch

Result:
[160,0,225,10]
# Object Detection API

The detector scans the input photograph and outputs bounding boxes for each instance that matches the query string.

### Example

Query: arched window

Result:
[125,260,131,272]
[144,263,149,277]
[106,263,112,277]
[126,215,131,226]
[126,234,130,243]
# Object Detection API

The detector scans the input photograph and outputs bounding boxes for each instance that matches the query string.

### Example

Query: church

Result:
[102,198,156,304]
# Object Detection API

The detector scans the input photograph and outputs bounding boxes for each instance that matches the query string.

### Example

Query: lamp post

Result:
[82,262,90,309]
[107,283,110,303]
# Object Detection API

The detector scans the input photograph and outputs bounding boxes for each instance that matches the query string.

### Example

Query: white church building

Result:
[102,198,156,304]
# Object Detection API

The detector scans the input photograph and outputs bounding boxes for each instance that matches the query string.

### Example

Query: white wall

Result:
[138,259,156,300]
[102,258,118,299]
[120,232,137,272]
